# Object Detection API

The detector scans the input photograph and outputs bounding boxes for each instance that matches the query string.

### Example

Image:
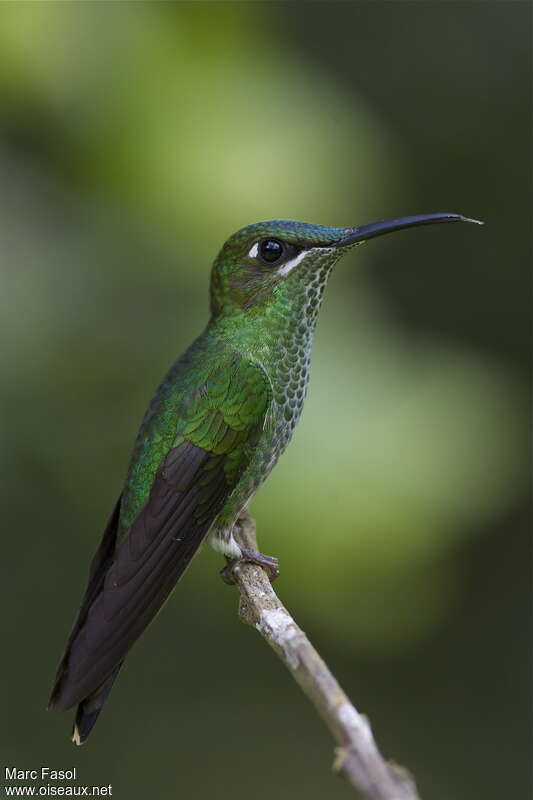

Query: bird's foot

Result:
[219,546,280,585]
[240,546,280,581]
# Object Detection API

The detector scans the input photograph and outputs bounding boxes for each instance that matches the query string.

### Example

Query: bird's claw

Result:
[219,546,280,585]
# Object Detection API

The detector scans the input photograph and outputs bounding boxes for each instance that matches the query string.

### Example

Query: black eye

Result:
[259,238,284,264]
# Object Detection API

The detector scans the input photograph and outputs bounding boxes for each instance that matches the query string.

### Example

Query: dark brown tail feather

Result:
[71,664,123,745]
[65,528,209,742]
[49,441,234,742]
[48,496,122,710]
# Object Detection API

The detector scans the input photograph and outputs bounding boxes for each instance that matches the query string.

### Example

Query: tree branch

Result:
[229,512,421,800]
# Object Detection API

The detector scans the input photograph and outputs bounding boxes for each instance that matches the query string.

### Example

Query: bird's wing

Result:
[50,353,271,711]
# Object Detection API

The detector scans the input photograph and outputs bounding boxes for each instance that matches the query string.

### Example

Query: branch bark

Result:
[229,512,421,800]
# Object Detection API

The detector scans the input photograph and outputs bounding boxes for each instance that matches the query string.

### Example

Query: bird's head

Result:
[209,214,482,317]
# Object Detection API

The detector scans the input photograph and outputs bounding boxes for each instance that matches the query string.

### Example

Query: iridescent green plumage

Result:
[120,345,270,533]
[49,212,481,744]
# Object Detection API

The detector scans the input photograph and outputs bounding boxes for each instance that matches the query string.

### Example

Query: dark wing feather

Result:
[49,355,270,714]
[48,496,122,708]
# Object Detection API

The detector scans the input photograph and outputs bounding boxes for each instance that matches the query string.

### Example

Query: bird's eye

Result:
[259,238,284,264]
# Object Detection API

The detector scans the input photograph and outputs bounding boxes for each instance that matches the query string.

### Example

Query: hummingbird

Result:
[48,212,481,744]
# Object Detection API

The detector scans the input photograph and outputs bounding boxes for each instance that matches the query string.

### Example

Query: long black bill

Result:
[337,212,483,247]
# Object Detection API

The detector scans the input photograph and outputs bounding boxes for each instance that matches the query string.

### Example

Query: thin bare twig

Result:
[229,512,421,800]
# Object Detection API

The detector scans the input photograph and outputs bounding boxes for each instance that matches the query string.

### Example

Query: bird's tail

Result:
[71,663,123,745]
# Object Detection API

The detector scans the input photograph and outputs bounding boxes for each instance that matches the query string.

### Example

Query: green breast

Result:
[217,251,336,515]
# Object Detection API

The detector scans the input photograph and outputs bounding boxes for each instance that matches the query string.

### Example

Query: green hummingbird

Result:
[48,212,481,744]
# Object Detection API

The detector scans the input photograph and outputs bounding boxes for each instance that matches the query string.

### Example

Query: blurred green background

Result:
[1,2,530,799]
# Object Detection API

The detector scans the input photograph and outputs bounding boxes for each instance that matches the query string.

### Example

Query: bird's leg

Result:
[219,548,280,584]
[238,546,280,579]
[219,509,280,584]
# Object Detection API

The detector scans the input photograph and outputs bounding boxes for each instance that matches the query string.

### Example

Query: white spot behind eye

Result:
[277,249,308,276]
[278,246,335,276]
[247,244,332,276]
